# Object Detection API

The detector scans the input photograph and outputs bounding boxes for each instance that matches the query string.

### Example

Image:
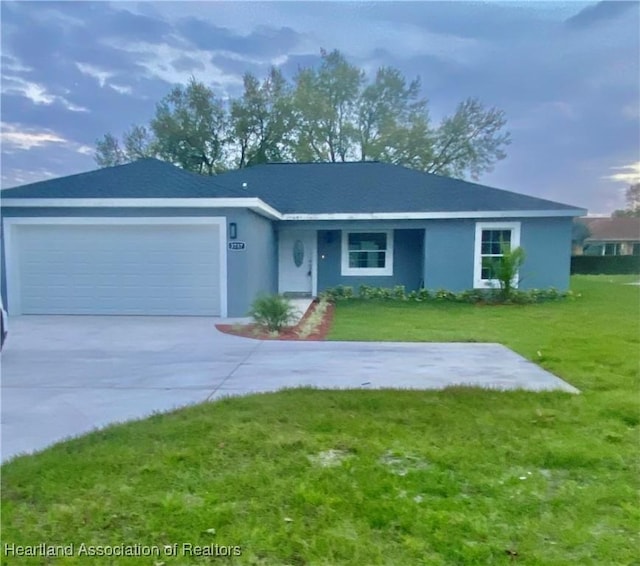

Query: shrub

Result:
[434,288,457,301]
[571,255,640,275]
[320,284,574,305]
[489,244,526,300]
[457,289,489,304]
[320,285,354,302]
[392,285,407,300]
[249,294,298,332]
[416,288,431,301]
[358,284,375,299]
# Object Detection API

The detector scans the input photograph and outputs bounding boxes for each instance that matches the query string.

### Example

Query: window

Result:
[632,243,640,256]
[341,230,394,276]
[473,222,521,288]
[603,243,621,256]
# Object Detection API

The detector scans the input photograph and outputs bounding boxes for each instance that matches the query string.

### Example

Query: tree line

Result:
[96,49,511,180]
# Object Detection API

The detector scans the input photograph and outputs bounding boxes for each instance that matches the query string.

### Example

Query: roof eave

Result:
[0,197,284,220]
[281,209,588,221]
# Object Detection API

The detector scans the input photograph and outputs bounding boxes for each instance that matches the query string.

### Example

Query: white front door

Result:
[278,230,316,295]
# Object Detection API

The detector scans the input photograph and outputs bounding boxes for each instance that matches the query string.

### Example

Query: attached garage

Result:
[3,217,227,316]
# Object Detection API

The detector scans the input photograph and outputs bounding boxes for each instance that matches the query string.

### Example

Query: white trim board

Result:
[1,197,283,220]
[283,209,586,220]
[1,197,586,221]
[2,216,228,317]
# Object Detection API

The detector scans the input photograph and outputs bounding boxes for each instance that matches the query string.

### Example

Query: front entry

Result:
[278,230,316,296]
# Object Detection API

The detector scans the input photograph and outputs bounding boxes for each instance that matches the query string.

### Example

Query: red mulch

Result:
[215,300,335,341]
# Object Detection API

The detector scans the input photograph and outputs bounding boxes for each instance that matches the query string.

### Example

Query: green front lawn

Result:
[2,276,639,565]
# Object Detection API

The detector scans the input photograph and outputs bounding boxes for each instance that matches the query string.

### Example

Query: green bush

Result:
[320,285,573,305]
[319,285,354,302]
[571,255,640,274]
[249,294,298,332]
[392,285,407,300]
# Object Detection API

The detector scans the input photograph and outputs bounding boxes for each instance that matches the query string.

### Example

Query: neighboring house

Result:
[575,216,640,256]
[0,159,586,317]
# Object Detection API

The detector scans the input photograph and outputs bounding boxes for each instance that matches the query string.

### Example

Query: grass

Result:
[1,276,639,565]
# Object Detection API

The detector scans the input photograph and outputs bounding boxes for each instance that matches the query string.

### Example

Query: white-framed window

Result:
[341,230,394,276]
[473,222,521,288]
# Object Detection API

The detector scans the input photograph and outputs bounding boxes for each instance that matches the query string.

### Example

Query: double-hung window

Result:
[473,222,521,288]
[341,230,394,276]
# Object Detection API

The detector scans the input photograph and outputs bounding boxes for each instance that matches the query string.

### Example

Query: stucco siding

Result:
[519,217,572,290]
[317,228,424,291]
[424,220,476,291]
[236,210,278,316]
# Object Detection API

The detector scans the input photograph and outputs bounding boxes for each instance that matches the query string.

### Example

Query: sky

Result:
[1,1,639,214]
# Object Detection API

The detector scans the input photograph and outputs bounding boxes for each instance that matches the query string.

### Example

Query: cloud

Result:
[75,62,133,95]
[565,1,637,29]
[604,161,640,184]
[171,55,206,73]
[1,75,88,112]
[1,167,57,188]
[75,62,113,87]
[1,122,67,150]
[175,18,305,59]
[1,122,92,155]
[622,102,640,121]
[109,40,244,91]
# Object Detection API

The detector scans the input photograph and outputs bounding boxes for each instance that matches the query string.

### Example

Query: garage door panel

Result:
[14,223,222,316]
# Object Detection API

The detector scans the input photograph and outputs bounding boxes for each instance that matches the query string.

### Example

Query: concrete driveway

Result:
[1,316,578,461]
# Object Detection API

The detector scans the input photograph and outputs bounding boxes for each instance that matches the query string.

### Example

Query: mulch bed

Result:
[215,300,335,341]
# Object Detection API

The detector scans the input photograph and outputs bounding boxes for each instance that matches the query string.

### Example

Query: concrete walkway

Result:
[1,316,578,462]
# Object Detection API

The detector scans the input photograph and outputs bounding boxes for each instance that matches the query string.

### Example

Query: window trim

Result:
[341,230,394,276]
[473,222,521,289]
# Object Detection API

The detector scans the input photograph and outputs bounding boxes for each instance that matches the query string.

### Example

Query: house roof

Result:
[2,158,584,217]
[210,161,581,215]
[0,159,244,199]
[580,216,640,242]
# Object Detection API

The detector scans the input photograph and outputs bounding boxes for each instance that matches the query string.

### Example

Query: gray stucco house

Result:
[1,159,586,317]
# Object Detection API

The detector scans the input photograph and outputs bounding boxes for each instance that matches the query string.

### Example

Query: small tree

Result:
[491,243,526,300]
[249,294,298,332]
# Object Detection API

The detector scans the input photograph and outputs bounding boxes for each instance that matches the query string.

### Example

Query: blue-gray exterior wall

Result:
[286,216,574,292]
[0,207,277,317]
[422,217,573,291]
[423,219,476,291]
[519,217,572,290]
[317,228,424,291]
[228,210,278,316]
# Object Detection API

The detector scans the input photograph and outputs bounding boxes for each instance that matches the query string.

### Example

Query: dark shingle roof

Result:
[2,158,583,215]
[1,159,242,199]
[211,161,582,214]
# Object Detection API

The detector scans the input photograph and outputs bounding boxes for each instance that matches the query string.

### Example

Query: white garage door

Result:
[7,219,225,316]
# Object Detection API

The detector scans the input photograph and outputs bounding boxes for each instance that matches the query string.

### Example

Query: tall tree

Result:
[95,133,126,167]
[357,67,430,163]
[293,49,364,162]
[230,68,293,168]
[95,49,511,181]
[357,67,436,169]
[613,183,640,217]
[151,78,227,175]
[428,98,511,180]
[123,125,155,160]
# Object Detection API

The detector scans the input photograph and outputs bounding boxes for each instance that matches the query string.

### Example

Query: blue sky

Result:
[1,1,638,214]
